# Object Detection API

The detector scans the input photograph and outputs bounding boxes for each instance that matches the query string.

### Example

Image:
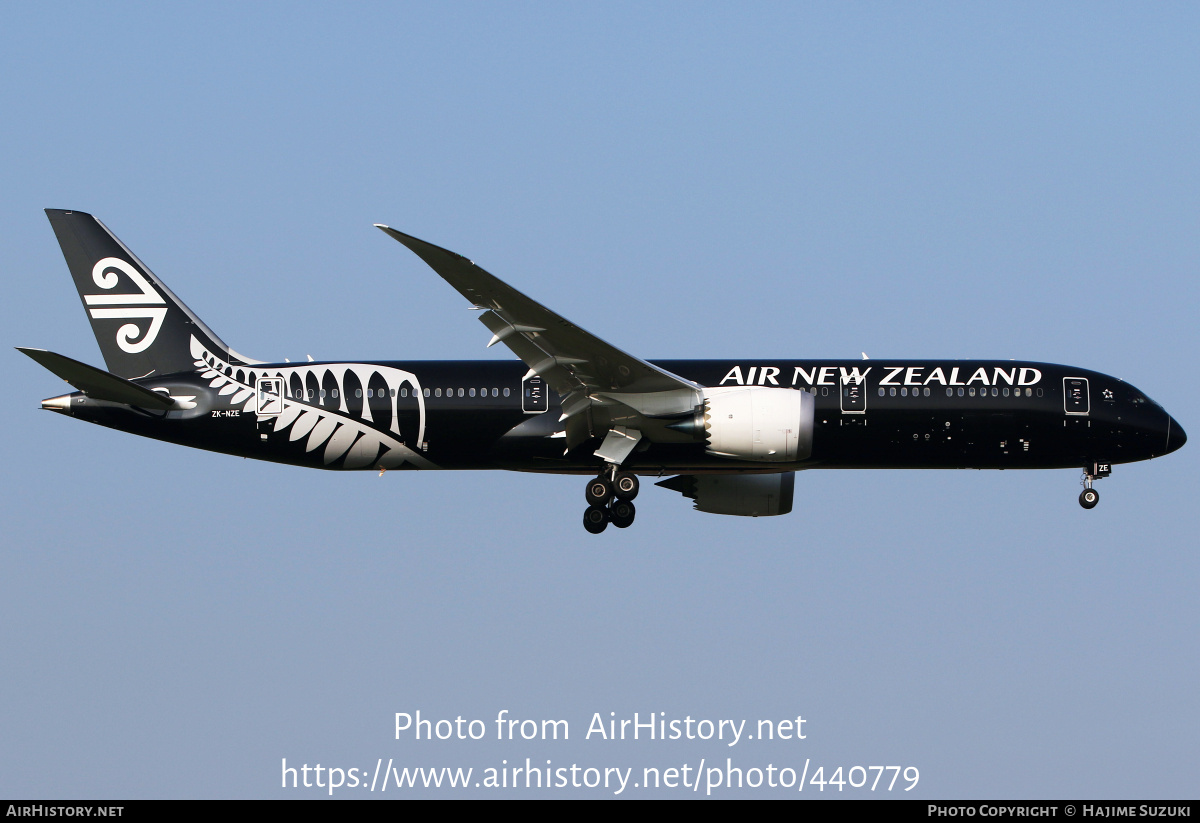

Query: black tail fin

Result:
[45,209,258,379]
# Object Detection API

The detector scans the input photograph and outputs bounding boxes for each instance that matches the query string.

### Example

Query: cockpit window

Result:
[1128,390,1161,408]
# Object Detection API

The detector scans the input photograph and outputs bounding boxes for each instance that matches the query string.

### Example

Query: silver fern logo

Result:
[83,257,167,354]
[190,337,437,470]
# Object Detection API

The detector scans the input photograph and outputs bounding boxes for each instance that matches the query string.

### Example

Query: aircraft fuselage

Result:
[47,356,1182,476]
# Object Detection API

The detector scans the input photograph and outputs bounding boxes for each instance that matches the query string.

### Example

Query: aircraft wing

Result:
[376,226,703,406]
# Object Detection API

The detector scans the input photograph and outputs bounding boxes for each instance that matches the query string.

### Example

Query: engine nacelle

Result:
[657,472,795,516]
[702,386,814,462]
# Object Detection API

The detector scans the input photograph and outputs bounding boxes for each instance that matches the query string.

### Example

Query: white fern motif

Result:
[189,336,437,470]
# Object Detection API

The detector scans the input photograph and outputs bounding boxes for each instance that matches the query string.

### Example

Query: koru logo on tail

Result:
[83,257,167,353]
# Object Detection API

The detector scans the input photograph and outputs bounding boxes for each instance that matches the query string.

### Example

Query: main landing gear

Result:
[1078,462,1111,510]
[582,467,640,534]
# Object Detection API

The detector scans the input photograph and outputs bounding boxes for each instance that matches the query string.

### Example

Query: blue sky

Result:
[2,3,1197,798]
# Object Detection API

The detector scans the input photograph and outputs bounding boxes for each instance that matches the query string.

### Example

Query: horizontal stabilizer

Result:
[17,347,175,410]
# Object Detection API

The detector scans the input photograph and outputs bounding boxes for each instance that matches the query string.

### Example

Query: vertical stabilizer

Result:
[44,209,257,379]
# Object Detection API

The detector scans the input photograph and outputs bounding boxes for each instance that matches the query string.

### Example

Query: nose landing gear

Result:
[1078,462,1111,510]
[582,467,640,533]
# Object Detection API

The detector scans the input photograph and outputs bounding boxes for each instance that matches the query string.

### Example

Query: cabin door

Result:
[256,376,285,415]
[522,374,548,414]
[1063,377,1090,415]
[840,376,866,414]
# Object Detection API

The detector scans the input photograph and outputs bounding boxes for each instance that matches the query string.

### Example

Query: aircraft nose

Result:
[1166,415,1186,454]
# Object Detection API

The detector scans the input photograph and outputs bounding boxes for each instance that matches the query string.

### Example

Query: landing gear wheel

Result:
[613,472,640,501]
[1079,488,1099,509]
[610,500,636,529]
[585,477,613,506]
[583,505,609,534]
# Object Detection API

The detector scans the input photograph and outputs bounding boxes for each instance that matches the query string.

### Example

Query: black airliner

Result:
[21,210,1185,533]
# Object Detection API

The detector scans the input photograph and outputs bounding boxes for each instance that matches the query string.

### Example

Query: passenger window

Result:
[957,388,964,397]
[878,387,885,396]
[469,388,476,397]
[434,388,441,397]
[503,388,511,397]
[923,387,930,397]
[423,388,430,397]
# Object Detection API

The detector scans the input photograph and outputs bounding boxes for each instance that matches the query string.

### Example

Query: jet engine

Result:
[701,386,814,462]
[656,472,795,516]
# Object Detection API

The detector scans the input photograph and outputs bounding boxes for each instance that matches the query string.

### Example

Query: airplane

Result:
[20,209,1186,533]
